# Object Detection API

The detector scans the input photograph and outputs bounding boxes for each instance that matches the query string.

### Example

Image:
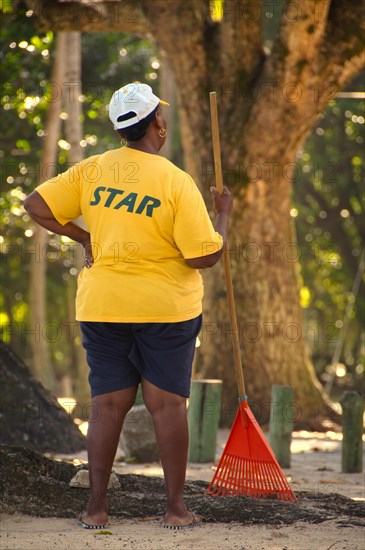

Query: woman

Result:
[24,82,233,530]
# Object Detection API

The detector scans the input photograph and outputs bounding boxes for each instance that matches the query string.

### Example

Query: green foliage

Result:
[294,96,365,394]
[1,10,54,364]
[0,0,13,14]
[0,11,159,374]
[79,32,159,154]
[1,6,363,397]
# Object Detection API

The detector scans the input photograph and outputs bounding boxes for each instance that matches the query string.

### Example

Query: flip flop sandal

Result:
[161,512,202,530]
[78,515,108,530]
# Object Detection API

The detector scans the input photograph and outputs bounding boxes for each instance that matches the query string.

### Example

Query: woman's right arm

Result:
[185,186,233,269]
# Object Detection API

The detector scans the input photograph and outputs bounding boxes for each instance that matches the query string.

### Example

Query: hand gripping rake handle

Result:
[209,92,247,402]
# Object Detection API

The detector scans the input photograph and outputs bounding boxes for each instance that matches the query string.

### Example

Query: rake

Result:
[207,92,297,503]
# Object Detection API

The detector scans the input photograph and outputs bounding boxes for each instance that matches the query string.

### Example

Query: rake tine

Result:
[242,460,247,496]
[223,456,231,495]
[248,461,252,492]
[274,463,292,498]
[261,460,274,494]
[237,457,244,495]
[257,460,266,497]
[246,460,252,497]
[243,459,248,496]
[252,460,259,498]
[232,455,241,495]
[247,460,253,497]
[222,454,233,495]
[228,454,238,495]
[270,463,282,495]
[271,462,292,500]
[267,462,282,497]
[227,455,235,495]
[221,454,232,495]
[214,454,229,494]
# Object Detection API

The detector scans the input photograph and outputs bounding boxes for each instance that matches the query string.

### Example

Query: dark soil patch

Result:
[1,445,364,526]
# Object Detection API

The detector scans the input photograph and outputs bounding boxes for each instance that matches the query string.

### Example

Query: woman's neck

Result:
[126,138,160,155]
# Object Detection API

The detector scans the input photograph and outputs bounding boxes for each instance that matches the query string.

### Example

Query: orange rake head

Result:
[207,400,297,503]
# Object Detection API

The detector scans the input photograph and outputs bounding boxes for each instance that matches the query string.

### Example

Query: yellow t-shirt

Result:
[36,147,223,322]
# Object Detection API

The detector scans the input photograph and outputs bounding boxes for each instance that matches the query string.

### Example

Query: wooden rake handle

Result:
[209,92,247,400]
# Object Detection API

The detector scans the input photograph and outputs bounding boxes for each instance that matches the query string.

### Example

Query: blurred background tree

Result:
[294,94,364,399]
[0,8,161,394]
[0,1,363,418]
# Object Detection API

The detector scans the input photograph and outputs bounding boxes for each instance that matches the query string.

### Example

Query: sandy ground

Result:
[1,430,364,550]
[1,515,364,550]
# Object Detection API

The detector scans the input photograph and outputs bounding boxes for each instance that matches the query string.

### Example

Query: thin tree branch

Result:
[24,0,148,32]
[271,0,331,80]
[319,0,365,93]
[322,0,365,67]
[241,0,363,163]
[268,0,365,106]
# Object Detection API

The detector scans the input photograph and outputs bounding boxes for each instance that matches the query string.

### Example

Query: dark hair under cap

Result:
[118,106,159,142]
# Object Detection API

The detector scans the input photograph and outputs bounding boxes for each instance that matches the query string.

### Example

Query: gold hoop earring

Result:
[159,128,167,138]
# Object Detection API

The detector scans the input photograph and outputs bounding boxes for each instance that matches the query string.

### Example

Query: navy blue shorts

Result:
[80,315,202,398]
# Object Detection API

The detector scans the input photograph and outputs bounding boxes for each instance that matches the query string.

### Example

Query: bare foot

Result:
[161,511,202,529]
[78,496,109,529]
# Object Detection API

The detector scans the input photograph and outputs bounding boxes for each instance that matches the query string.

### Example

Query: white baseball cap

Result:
[108,82,169,130]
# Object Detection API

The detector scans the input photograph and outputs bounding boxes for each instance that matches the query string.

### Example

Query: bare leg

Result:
[81,386,138,526]
[141,378,201,527]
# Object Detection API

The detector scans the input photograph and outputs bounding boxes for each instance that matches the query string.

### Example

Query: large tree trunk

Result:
[138,0,364,428]
[159,53,175,160]
[29,33,67,390]
[25,0,365,427]
[63,32,90,406]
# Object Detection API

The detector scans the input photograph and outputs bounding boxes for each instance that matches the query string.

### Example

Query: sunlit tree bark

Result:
[159,53,175,160]
[29,32,67,390]
[63,31,90,405]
